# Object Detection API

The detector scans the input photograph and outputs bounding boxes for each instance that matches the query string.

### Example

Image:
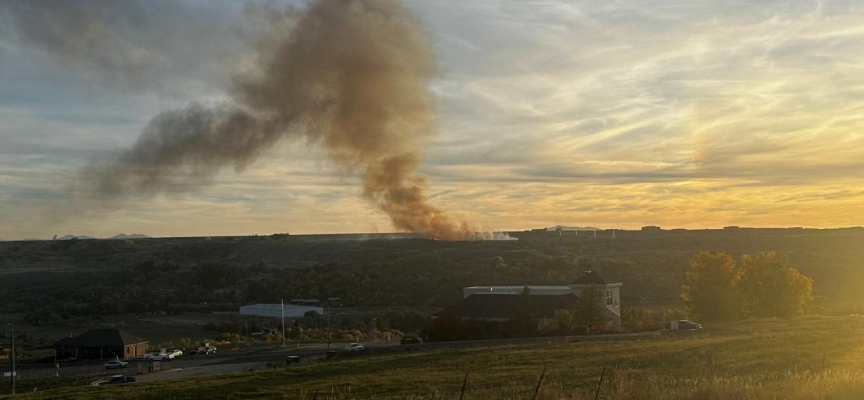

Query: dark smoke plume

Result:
[71,0,488,240]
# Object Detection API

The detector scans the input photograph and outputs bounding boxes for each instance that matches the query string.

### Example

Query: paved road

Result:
[8,331,668,384]
[9,339,401,382]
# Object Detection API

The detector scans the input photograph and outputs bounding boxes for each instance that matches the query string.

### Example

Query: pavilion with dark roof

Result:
[55,328,148,360]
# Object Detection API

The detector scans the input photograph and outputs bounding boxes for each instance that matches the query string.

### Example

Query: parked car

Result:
[664,320,702,330]
[105,375,136,384]
[400,336,422,345]
[189,343,217,355]
[99,375,136,385]
[168,349,183,358]
[104,360,128,369]
[345,343,365,352]
[144,352,173,361]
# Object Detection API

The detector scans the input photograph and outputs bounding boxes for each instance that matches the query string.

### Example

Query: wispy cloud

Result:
[2,0,864,239]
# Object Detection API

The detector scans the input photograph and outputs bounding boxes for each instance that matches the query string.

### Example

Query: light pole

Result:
[326,309,331,351]
[6,322,14,395]
[281,299,285,347]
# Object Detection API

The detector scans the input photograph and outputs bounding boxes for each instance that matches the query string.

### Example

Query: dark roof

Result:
[572,271,607,285]
[436,294,579,320]
[56,329,146,348]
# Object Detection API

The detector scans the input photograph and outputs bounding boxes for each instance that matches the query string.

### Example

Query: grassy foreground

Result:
[5,316,864,399]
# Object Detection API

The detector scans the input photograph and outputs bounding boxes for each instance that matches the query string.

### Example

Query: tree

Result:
[549,309,575,335]
[681,251,742,323]
[515,286,536,336]
[739,252,813,318]
[574,285,608,333]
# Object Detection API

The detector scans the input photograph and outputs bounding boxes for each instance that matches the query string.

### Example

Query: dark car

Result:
[664,320,702,330]
[400,336,422,345]
[91,375,136,386]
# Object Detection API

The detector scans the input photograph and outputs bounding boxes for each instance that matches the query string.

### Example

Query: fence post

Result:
[459,373,468,400]
[594,366,606,400]
[822,352,826,373]
[531,366,547,400]
[707,350,715,381]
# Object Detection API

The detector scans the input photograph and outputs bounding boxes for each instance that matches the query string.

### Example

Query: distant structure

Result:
[55,328,147,360]
[449,271,622,330]
[239,303,324,318]
[641,226,662,231]
[544,225,601,233]
[290,298,321,306]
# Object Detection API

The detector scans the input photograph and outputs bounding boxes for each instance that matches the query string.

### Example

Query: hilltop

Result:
[1,228,863,322]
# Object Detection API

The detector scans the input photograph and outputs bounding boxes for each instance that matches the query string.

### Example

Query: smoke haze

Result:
[33,0,488,240]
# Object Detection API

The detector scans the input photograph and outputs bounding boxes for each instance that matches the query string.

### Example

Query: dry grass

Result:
[5,316,864,399]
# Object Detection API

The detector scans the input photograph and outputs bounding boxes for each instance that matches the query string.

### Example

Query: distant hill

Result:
[110,233,151,239]
[56,235,96,240]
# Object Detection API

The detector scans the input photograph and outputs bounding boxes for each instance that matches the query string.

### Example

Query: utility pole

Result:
[281,299,286,347]
[326,308,331,351]
[7,322,15,395]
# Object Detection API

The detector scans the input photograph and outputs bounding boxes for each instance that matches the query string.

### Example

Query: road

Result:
[8,331,667,384]
[9,339,400,383]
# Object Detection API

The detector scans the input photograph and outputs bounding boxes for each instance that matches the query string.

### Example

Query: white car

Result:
[104,360,128,369]
[168,349,183,358]
[345,343,365,352]
[144,352,173,361]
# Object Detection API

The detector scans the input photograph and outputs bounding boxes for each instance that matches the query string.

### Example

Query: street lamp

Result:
[6,323,14,395]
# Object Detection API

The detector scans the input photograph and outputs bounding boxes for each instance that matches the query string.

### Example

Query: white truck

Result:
[143,352,173,361]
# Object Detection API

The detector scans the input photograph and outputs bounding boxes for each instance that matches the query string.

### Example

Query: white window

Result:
[606,289,613,306]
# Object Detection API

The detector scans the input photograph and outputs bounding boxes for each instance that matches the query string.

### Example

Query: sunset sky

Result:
[2,0,863,239]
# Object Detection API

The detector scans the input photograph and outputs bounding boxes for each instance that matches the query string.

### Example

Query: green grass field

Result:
[4,316,864,399]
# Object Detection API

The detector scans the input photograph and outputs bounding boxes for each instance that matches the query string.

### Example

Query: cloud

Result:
[3,0,864,239]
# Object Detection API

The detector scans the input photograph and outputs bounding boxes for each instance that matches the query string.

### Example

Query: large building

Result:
[239,303,325,318]
[446,271,622,330]
[55,329,148,360]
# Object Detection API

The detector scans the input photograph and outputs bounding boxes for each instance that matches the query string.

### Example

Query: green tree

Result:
[550,309,575,335]
[490,256,507,269]
[515,286,536,336]
[574,285,608,333]
[681,251,742,323]
[739,252,813,318]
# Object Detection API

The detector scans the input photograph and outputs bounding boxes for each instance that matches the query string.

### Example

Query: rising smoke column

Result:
[71,0,479,240]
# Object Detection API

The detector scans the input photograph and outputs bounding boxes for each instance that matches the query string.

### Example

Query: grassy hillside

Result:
[7,316,864,399]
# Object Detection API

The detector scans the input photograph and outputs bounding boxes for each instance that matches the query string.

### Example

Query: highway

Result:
[8,331,666,385]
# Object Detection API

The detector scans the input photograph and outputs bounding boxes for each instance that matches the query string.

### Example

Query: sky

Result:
[1,0,864,239]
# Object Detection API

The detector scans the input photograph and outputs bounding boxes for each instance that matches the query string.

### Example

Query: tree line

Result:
[682,251,813,322]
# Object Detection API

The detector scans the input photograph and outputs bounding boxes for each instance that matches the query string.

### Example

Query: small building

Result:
[55,329,147,360]
[290,298,321,306]
[239,303,325,318]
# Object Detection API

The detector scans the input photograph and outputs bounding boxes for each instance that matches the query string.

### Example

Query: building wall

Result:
[124,342,148,358]
[462,283,623,331]
[463,286,573,298]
